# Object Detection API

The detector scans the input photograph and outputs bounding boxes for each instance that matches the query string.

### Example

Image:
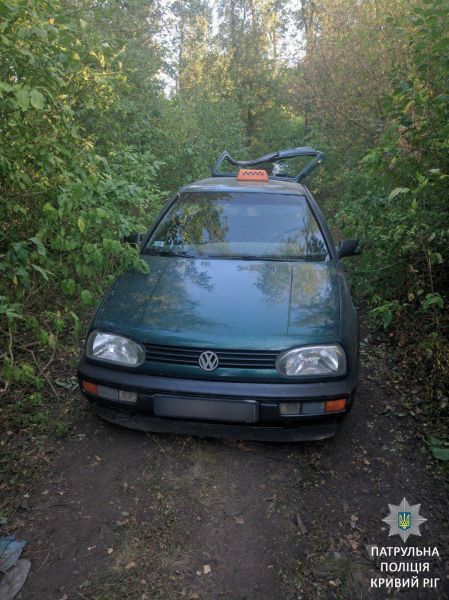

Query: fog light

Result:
[280,402,301,416]
[82,381,98,396]
[301,401,325,415]
[98,385,119,401]
[119,390,138,404]
[324,398,347,413]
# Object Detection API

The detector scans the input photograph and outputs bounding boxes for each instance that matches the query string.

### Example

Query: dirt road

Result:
[13,332,449,600]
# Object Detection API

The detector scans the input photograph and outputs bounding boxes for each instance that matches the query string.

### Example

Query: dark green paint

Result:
[92,255,341,382]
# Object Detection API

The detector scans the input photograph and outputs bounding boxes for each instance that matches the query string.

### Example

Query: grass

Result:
[0,341,82,521]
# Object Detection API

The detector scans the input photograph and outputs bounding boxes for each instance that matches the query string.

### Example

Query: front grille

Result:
[144,343,278,369]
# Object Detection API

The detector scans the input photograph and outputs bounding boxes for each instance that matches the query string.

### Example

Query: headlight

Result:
[276,344,346,377]
[86,330,145,366]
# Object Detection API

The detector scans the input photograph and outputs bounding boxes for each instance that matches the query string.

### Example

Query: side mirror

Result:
[124,232,145,247]
[337,239,361,259]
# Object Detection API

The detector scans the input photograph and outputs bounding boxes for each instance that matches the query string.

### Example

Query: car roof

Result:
[180,176,309,196]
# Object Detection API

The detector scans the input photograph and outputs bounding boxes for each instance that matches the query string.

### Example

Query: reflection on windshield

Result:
[144,192,329,260]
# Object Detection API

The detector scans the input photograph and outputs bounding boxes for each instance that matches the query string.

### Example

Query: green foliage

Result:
[153,92,248,189]
[0,0,163,403]
[427,437,449,461]
[333,2,449,331]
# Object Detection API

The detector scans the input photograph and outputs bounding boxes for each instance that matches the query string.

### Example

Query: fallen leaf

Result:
[237,441,253,452]
[19,498,31,511]
[295,514,307,534]
[347,538,359,551]
[233,516,244,525]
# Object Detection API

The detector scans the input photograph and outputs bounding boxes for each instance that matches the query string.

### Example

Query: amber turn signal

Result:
[324,398,347,413]
[82,380,98,396]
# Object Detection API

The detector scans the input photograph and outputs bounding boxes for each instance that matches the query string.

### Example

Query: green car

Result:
[78,147,360,441]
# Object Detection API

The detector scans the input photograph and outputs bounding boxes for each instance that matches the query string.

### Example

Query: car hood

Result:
[93,256,341,349]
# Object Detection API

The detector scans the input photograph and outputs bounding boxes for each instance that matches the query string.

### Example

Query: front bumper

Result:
[77,357,358,441]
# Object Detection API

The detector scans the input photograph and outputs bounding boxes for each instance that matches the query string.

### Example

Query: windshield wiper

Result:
[204,254,322,261]
[142,249,196,258]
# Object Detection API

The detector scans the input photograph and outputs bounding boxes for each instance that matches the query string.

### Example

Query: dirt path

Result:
[13,332,449,600]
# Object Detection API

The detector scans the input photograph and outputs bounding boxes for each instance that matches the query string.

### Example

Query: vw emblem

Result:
[198,351,219,372]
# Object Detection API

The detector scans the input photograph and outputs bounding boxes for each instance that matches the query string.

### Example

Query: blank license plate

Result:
[153,395,259,423]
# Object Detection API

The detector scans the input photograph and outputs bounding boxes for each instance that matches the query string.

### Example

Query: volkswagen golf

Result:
[77,147,360,441]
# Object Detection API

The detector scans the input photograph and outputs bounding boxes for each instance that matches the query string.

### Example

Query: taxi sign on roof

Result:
[236,169,269,182]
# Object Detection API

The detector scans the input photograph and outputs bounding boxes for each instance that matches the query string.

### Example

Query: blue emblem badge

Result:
[398,511,411,530]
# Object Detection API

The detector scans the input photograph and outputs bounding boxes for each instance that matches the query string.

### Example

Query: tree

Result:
[293,0,411,156]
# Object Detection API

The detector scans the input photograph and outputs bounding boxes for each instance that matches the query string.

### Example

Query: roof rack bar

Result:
[211,146,324,182]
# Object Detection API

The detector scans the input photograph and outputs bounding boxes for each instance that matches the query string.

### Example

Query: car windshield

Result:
[143,192,329,260]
